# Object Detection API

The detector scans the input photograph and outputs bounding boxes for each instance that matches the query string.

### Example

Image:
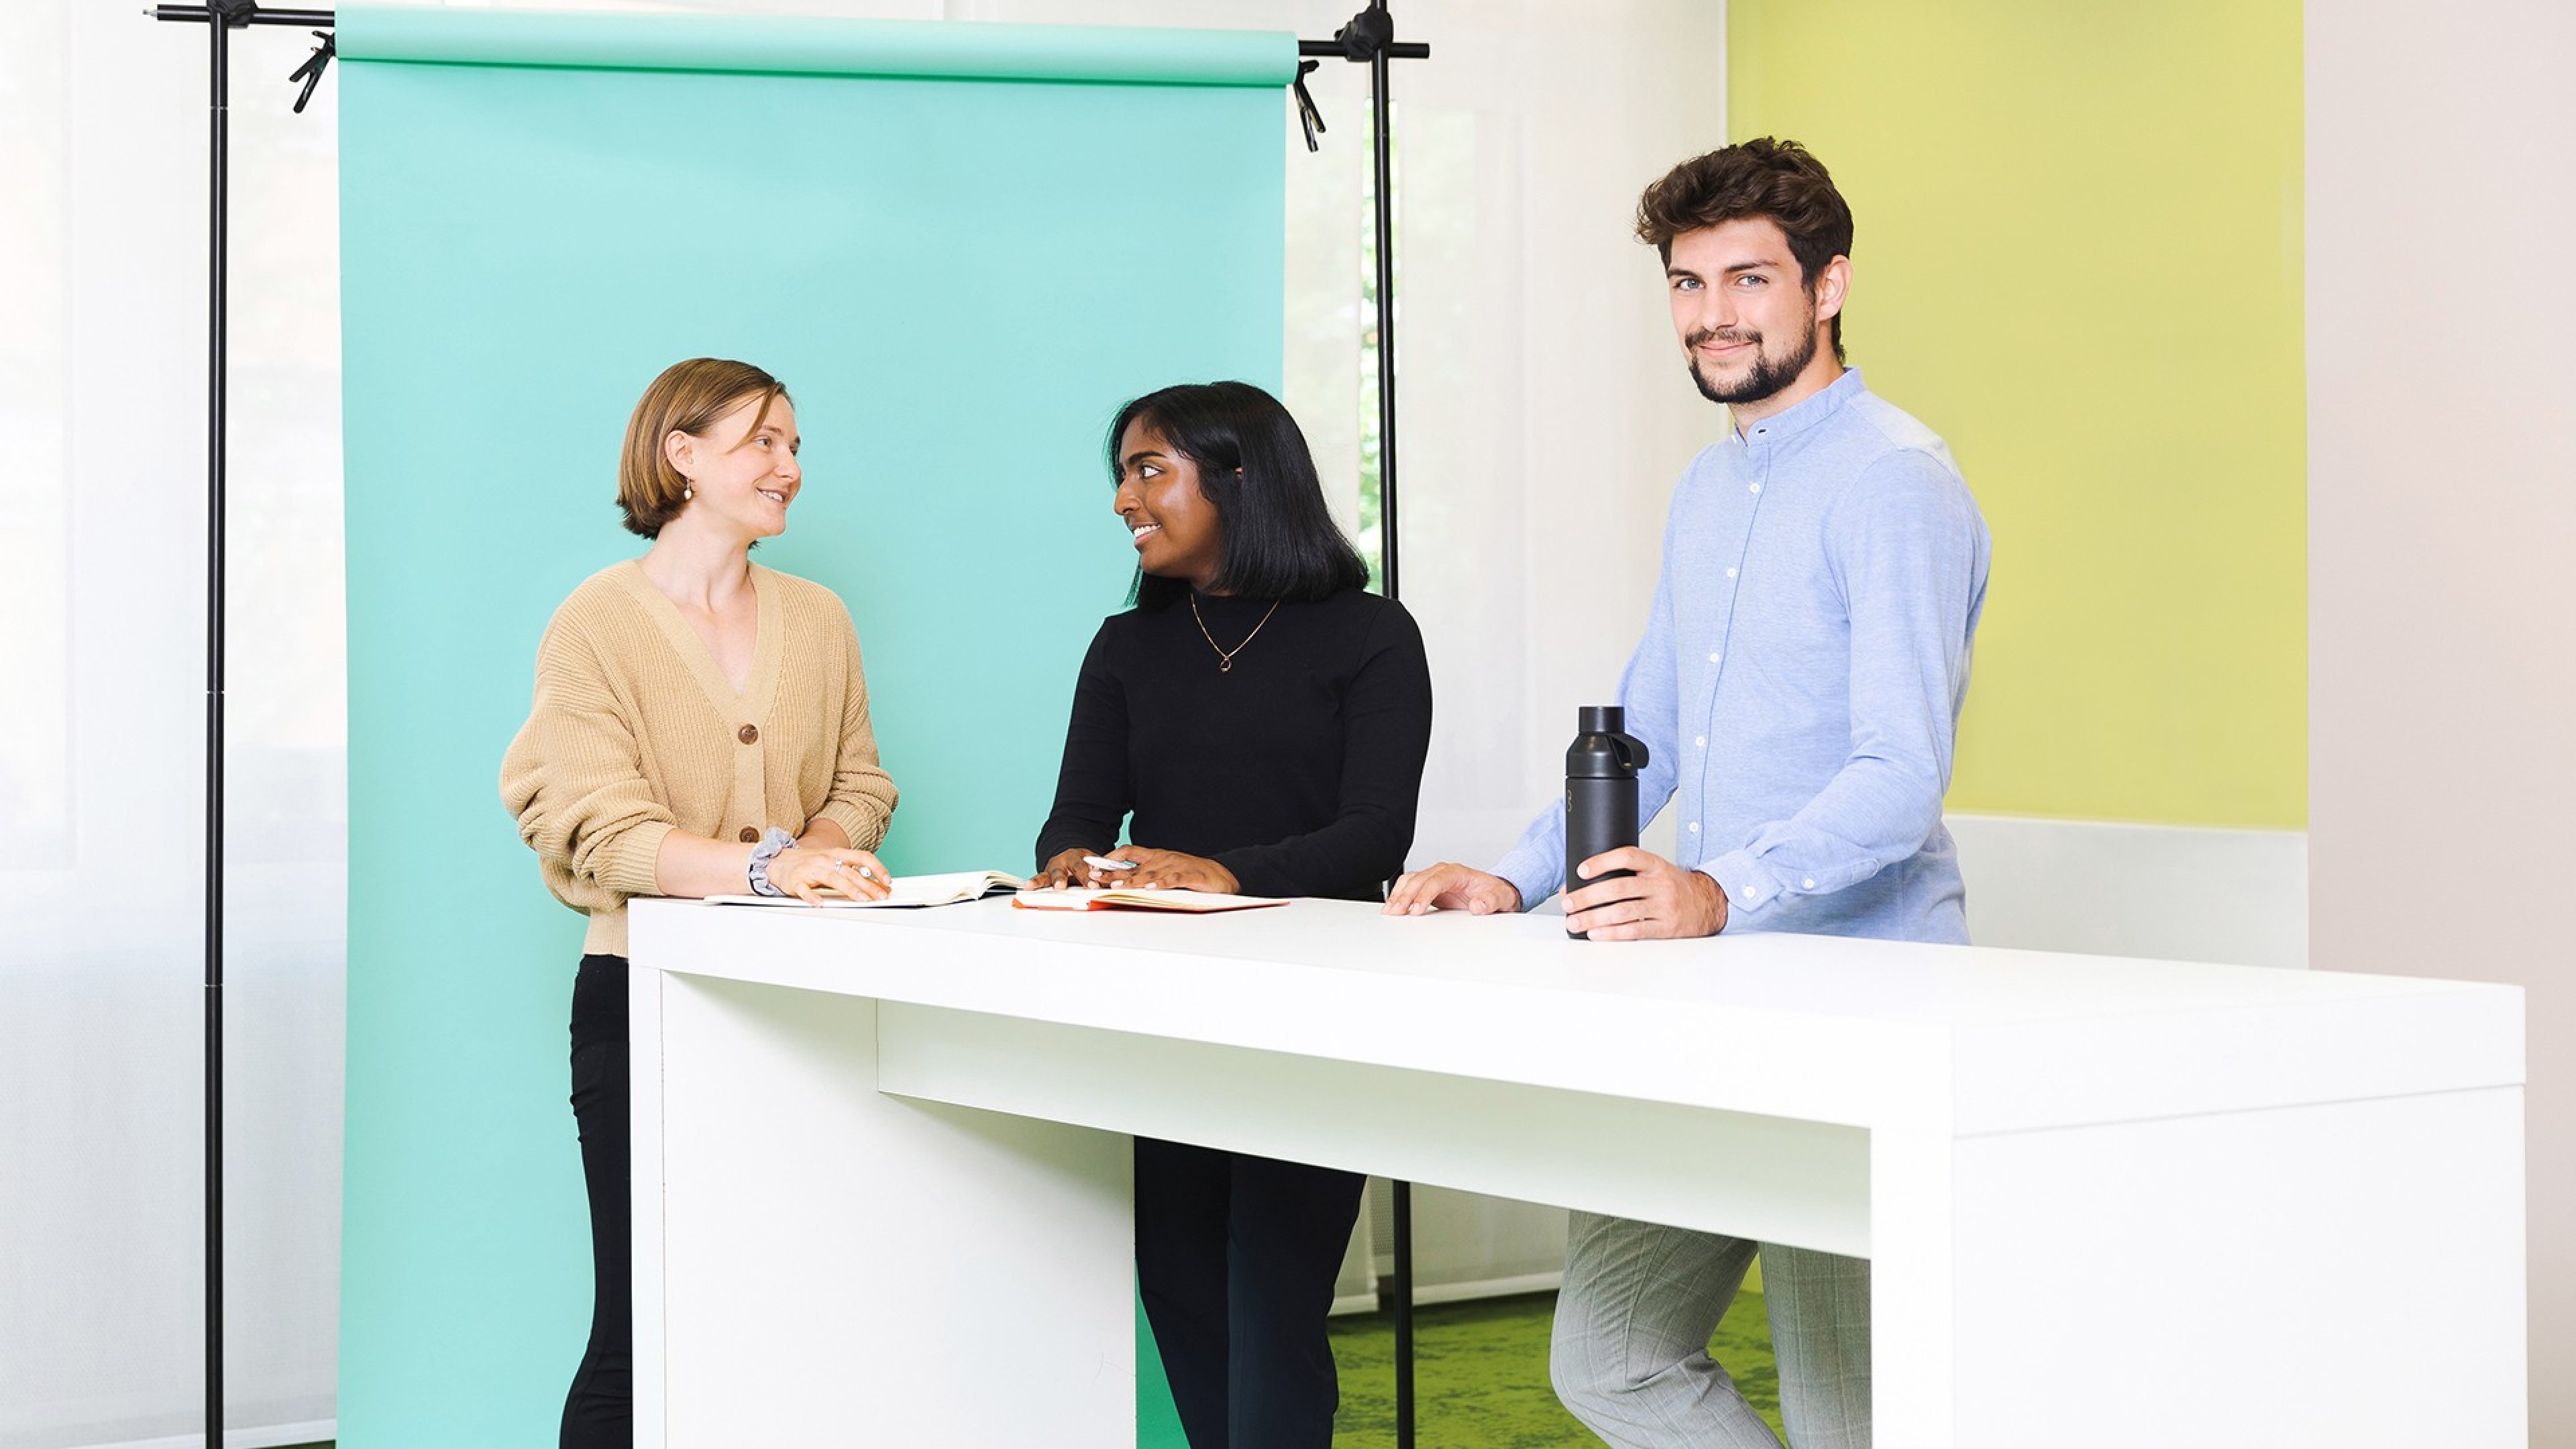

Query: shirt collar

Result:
[1733,366,1866,448]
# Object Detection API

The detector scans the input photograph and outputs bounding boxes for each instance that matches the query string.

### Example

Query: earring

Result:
[682,480,695,501]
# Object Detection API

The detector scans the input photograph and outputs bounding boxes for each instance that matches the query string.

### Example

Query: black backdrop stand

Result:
[141,6,332,1446]
[1302,5,1429,1445]
[142,5,1427,1446]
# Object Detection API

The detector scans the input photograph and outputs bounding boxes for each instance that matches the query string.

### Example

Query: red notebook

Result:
[1011,888,1289,914]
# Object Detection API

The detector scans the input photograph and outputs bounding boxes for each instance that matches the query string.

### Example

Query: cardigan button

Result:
[738,826,759,843]
[737,724,759,745]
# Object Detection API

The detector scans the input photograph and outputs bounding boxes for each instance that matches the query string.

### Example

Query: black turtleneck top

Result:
[1034,587,1434,902]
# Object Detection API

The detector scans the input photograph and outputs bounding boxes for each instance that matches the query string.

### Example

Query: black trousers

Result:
[1136,1137,1366,1449]
[563,955,631,1449]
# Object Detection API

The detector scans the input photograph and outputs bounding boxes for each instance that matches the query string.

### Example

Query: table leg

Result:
[632,970,1136,1446]
[1874,1087,2524,1448]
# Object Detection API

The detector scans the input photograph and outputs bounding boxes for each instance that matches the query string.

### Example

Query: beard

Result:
[1684,315,1821,407]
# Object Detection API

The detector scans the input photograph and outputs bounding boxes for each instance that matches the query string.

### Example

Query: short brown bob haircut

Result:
[1635,137,1855,362]
[616,358,792,539]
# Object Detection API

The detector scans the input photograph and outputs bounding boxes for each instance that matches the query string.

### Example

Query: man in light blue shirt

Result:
[1389,138,1989,1448]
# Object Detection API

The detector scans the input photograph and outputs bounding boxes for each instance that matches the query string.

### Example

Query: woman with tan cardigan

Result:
[500,358,900,1449]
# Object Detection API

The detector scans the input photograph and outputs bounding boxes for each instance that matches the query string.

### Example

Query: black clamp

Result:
[288,28,333,113]
[209,0,258,26]
[1329,0,1395,63]
[1291,60,1327,152]
[1295,3,1424,153]
[1294,2,1391,153]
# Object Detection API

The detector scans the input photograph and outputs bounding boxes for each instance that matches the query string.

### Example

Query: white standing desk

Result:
[627,896,2525,1448]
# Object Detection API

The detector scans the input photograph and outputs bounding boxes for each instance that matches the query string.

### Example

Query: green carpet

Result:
[300,1290,1782,1447]
[1322,1289,1784,1447]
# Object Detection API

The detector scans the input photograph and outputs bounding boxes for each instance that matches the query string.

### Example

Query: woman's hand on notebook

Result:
[1114,847,1238,894]
[1031,847,1101,890]
[770,847,894,906]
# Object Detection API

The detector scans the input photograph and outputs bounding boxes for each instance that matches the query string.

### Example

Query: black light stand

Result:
[1299,6,1428,1444]
[140,7,333,1444]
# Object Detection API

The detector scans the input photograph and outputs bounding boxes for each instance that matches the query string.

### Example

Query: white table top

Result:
[631,895,2522,1138]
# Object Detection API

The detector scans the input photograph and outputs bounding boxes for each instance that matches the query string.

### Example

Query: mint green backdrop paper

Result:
[336,10,1285,1444]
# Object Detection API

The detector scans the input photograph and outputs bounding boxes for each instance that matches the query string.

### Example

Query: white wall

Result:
[2307,3,2576,1441]
[1948,816,2307,971]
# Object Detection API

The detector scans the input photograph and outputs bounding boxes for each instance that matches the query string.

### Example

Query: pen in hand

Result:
[1028,849,1139,890]
[1084,854,1140,887]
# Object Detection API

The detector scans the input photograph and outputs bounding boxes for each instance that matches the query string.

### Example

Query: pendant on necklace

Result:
[1220,659,1234,673]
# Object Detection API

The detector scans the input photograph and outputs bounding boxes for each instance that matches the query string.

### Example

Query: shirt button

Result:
[738,826,759,843]
[1803,877,1817,890]
[1707,651,1722,664]
[738,724,759,745]
[1725,567,1737,578]
[1688,822,1701,833]
[1749,482,1762,494]
[1695,736,1707,747]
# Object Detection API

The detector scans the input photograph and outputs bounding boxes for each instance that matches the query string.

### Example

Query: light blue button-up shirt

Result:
[1495,368,1991,944]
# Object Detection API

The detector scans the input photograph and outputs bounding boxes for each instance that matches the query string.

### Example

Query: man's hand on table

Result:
[1562,848,1728,941]
[1384,863,1525,916]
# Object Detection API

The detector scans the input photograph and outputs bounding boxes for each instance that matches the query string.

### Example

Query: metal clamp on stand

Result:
[288,29,335,113]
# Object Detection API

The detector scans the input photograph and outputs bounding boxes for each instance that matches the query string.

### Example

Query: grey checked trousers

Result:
[1550,1212,1872,1448]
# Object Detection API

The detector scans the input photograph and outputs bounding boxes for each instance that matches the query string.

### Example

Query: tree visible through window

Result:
[1356,107,1396,594]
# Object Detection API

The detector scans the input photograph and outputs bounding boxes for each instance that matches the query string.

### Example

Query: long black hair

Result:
[1105,380,1370,609]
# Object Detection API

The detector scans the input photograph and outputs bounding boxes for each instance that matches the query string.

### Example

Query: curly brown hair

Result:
[1636,138,1854,362]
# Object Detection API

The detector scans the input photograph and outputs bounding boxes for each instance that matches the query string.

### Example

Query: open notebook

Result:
[705,870,1023,910]
[1011,888,1287,914]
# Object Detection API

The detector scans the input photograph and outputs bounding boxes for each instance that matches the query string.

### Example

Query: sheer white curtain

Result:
[2,1,345,1445]
[2,1,1723,1440]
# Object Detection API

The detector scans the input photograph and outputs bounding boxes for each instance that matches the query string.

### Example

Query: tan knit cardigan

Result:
[500,560,900,957]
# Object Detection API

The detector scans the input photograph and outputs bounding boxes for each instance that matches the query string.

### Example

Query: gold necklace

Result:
[1190,595,1282,674]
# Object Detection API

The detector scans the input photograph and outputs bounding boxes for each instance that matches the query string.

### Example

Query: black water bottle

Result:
[1565,705,1650,941]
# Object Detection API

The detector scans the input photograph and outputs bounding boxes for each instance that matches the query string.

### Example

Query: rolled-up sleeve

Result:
[1699,450,1984,920]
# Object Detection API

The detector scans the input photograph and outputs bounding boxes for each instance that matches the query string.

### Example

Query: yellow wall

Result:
[1730,1,2306,827]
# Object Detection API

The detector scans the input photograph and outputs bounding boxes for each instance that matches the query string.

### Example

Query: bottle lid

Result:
[1567,704,1650,777]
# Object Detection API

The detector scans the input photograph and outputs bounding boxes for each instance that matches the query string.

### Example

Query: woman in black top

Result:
[1034,381,1433,1447]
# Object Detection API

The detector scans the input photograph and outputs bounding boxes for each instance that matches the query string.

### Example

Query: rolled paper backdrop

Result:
[336,10,1286,1444]
[338,5,1297,85]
